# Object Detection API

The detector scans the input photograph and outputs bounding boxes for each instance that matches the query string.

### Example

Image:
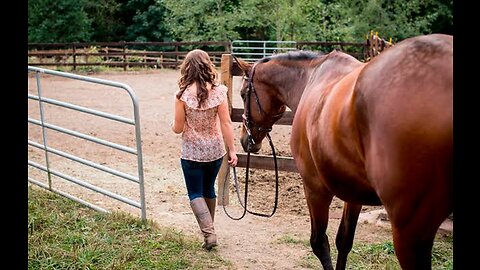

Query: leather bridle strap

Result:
[222,61,280,220]
[221,133,279,220]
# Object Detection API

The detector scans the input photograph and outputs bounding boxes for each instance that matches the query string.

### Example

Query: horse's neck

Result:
[281,79,308,113]
[304,52,364,100]
[263,63,312,113]
[262,53,362,113]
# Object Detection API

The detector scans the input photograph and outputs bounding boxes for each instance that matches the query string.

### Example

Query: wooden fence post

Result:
[217,54,234,206]
[122,41,127,71]
[72,43,77,71]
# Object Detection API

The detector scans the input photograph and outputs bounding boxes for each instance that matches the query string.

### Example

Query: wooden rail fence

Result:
[28,40,377,71]
[28,37,390,72]
[28,41,231,70]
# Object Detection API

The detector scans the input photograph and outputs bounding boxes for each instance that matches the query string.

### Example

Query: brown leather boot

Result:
[190,197,217,250]
[205,198,216,222]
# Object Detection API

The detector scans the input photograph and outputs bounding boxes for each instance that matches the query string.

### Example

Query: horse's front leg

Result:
[303,180,334,270]
[334,202,362,270]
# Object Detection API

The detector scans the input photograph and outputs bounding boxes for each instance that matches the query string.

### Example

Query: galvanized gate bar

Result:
[28,160,141,208]
[28,140,140,183]
[28,118,137,155]
[231,40,298,62]
[28,66,147,221]
[28,176,109,213]
[34,71,53,188]
[28,94,135,125]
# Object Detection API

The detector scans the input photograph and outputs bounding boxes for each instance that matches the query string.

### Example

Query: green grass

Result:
[277,230,453,270]
[28,186,233,270]
[28,185,453,269]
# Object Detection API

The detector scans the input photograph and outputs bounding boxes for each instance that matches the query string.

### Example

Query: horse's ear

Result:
[233,55,252,76]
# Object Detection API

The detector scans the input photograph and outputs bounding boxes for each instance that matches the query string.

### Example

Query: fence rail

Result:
[28,41,231,70]
[28,40,371,71]
[231,40,367,63]
[231,40,298,62]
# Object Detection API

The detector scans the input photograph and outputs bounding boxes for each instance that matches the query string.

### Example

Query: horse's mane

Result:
[259,50,324,63]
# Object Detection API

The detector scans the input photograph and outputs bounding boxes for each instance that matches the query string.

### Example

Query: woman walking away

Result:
[171,49,238,250]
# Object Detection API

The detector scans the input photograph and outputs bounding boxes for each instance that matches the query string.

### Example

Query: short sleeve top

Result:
[179,84,228,162]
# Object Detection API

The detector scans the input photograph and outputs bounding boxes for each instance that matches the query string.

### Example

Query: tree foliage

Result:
[28,0,93,43]
[28,0,453,43]
[162,0,240,41]
[340,0,453,42]
[84,0,122,41]
[125,0,171,42]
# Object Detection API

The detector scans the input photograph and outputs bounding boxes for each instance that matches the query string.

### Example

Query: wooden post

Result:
[72,43,77,71]
[217,54,234,206]
[175,44,179,68]
[122,41,127,71]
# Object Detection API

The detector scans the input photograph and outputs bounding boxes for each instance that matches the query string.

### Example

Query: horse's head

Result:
[235,56,287,153]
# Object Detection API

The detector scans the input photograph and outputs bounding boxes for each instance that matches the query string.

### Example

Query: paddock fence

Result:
[28,40,373,71]
[27,41,231,71]
[232,40,368,63]
[28,66,147,221]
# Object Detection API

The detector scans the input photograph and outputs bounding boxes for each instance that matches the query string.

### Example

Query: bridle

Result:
[222,61,281,220]
[242,62,285,147]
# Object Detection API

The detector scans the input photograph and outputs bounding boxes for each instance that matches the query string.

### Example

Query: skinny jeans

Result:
[180,157,223,201]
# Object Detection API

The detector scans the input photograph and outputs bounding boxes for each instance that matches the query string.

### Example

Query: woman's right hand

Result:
[228,150,238,167]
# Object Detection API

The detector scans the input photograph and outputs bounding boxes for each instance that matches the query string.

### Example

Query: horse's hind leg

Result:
[388,189,450,269]
[304,183,335,270]
[391,223,436,269]
[390,200,450,270]
[335,202,362,270]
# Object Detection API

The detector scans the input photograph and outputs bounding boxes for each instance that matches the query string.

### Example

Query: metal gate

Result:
[231,40,297,63]
[27,66,147,221]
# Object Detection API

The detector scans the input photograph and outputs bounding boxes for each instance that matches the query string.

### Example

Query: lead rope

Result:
[222,132,279,220]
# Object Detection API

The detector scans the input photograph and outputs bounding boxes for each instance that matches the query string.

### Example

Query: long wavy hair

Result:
[176,49,219,108]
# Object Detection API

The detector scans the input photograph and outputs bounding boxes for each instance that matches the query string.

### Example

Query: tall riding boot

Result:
[190,197,217,250]
[205,198,216,222]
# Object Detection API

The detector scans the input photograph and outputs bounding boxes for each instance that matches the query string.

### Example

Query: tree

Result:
[84,0,122,41]
[28,0,92,43]
[27,0,452,44]
[228,0,276,40]
[338,0,453,42]
[162,0,240,41]
[295,0,350,41]
[125,0,171,42]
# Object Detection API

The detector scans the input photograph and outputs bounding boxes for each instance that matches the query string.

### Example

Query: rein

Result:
[222,62,280,220]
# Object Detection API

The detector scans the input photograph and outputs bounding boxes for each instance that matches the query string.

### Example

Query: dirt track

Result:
[27,69,452,269]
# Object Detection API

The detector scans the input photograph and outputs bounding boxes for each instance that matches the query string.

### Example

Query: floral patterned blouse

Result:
[179,84,228,162]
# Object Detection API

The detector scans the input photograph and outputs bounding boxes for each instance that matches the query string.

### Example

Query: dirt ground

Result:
[27,69,452,269]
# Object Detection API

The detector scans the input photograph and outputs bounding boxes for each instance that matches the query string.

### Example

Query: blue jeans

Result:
[180,157,223,201]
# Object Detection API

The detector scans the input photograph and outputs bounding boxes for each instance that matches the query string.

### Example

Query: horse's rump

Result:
[353,34,453,223]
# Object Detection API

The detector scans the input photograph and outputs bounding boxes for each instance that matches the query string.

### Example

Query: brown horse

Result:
[235,34,452,269]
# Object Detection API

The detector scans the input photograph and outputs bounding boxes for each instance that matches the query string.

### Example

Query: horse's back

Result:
[354,34,453,227]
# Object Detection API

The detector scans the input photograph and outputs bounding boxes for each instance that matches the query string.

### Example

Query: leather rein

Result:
[222,62,281,220]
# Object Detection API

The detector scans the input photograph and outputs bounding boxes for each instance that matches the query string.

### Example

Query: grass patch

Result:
[28,186,233,270]
[277,230,453,269]
[347,236,453,270]
[276,234,308,245]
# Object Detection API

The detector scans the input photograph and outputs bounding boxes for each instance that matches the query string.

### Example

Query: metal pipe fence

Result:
[231,40,298,63]
[27,66,147,221]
